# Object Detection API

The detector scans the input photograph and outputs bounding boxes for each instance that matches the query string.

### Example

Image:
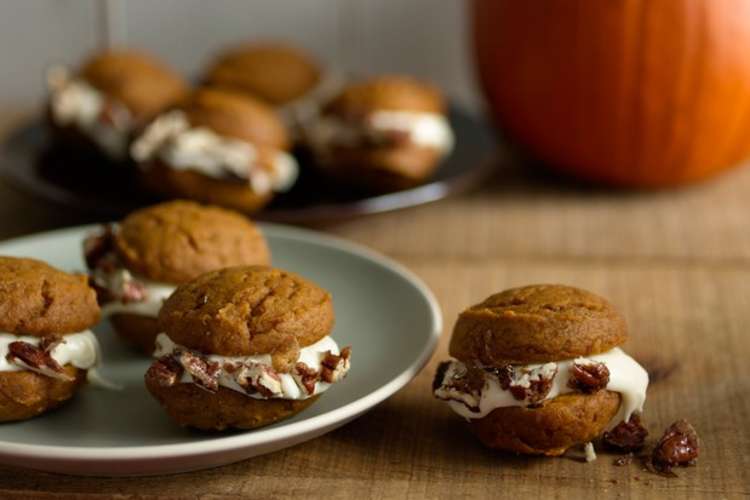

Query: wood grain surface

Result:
[0,116,748,498]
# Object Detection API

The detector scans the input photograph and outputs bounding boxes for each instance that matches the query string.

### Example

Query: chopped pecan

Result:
[90,279,116,306]
[236,363,282,397]
[495,363,558,405]
[83,225,116,270]
[568,360,610,394]
[603,414,648,452]
[98,101,119,126]
[6,340,71,380]
[613,454,633,466]
[433,361,485,411]
[294,362,320,395]
[39,336,64,352]
[320,349,351,383]
[121,280,148,304]
[651,419,700,474]
[178,351,219,392]
[433,361,451,393]
[148,355,184,387]
[253,365,282,397]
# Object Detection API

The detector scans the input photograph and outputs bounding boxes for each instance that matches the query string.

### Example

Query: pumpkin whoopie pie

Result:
[131,88,299,213]
[0,257,105,422]
[202,42,343,135]
[203,42,322,107]
[46,49,188,161]
[305,75,455,191]
[84,200,270,354]
[145,266,351,431]
[433,284,649,457]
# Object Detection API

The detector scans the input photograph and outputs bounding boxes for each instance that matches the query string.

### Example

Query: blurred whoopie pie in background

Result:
[202,41,344,136]
[130,88,299,213]
[304,75,454,192]
[46,49,188,162]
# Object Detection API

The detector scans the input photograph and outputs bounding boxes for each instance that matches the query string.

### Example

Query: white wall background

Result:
[0,0,481,113]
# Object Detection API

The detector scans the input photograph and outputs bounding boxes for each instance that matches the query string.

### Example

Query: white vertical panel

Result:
[357,0,480,112]
[119,0,342,78]
[0,0,99,110]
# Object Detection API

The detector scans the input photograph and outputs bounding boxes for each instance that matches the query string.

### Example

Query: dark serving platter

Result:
[0,108,497,223]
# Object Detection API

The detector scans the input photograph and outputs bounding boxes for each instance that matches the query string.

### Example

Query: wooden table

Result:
[0,114,748,498]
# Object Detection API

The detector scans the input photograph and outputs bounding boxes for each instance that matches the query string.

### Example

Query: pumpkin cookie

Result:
[131,88,298,213]
[305,75,454,191]
[46,49,188,160]
[433,284,649,457]
[84,200,270,354]
[203,42,322,107]
[202,42,343,136]
[0,257,104,422]
[145,266,351,431]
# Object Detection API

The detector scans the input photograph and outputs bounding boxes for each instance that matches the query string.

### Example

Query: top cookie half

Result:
[449,284,627,366]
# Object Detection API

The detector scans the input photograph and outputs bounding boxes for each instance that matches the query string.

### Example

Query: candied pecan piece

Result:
[603,414,648,452]
[253,365,282,397]
[83,225,116,270]
[98,101,120,126]
[294,362,320,395]
[235,363,282,397]
[433,361,452,393]
[433,361,485,411]
[148,355,184,387]
[90,279,115,306]
[495,363,557,405]
[568,360,610,394]
[178,351,219,392]
[39,336,64,352]
[651,419,700,474]
[6,341,71,380]
[320,349,351,383]
[613,454,633,466]
[495,366,530,400]
[121,280,148,304]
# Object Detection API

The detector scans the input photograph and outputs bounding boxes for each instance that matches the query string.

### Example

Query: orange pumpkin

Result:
[472,0,750,187]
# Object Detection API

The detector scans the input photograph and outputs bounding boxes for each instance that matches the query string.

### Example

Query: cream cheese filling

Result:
[307,110,454,155]
[0,330,113,388]
[153,333,350,400]
[96,267,175,318]
[279,71,346,134]
[47,65,132,158]
[436,347,649,429]
[131,110,298,195]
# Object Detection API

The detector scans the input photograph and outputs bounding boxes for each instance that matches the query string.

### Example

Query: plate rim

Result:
[0,111,499,222]
[0,222,442,461]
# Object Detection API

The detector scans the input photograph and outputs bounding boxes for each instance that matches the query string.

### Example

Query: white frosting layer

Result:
[154,333,348,400]
[441,348,649,429]
[99,271,175,318]
[47,66,132,158]
[308,110,454,154]
[279,71,346,135]
[131,110,298,195]
[0,330,110,387]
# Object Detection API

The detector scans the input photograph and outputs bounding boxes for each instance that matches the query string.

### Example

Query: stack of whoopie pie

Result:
[46,40,456,213]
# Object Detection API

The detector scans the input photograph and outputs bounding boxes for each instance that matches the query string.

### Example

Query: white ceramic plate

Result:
[0,224,441,476]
